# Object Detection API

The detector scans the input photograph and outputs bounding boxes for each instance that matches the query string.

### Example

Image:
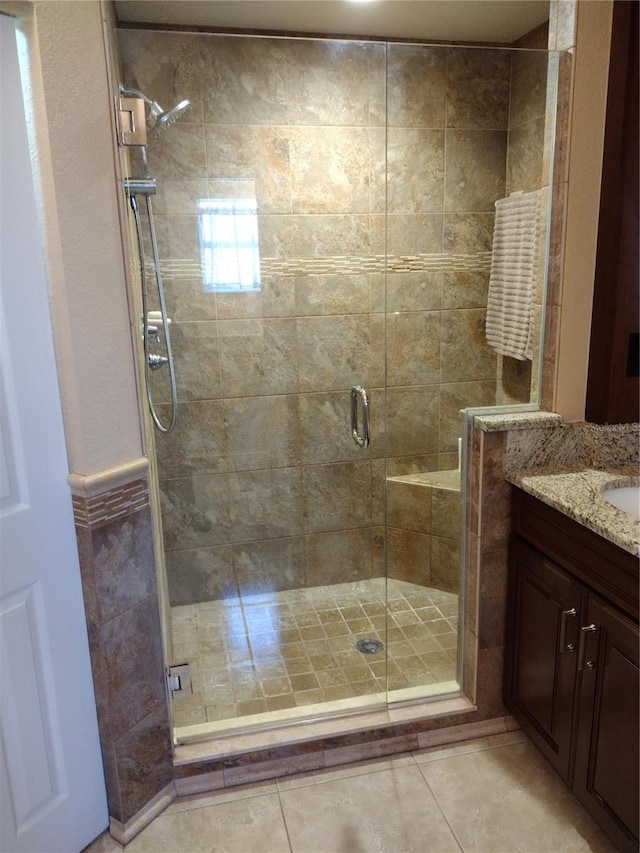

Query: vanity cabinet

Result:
[505,488,639,853]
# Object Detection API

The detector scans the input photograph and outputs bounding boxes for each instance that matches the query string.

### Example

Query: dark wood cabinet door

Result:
[505,536,586,780]
[573,594,639,853]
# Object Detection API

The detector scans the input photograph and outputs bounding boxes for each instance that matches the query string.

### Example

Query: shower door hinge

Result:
[117,96,147,146]
[167,663,192,697]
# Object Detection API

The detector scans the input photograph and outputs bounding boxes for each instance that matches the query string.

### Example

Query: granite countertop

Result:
[506,467,640,558]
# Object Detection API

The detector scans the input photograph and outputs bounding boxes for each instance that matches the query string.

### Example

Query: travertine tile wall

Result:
[119,31,548,606]
[498,22,550,404]
[72,473,174,828]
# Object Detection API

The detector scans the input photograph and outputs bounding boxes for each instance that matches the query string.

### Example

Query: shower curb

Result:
[172,713,518,797]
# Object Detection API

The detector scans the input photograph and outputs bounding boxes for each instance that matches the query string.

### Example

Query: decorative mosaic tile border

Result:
[152,251,492,281]
[72,477,149,528]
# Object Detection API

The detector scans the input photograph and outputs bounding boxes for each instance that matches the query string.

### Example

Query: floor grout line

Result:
[414,758,468,853]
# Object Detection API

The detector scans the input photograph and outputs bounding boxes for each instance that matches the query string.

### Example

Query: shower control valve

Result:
[148,353,169,371]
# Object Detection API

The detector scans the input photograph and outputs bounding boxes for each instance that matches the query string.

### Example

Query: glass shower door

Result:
[118,30,395,733]
[382,39,558,704]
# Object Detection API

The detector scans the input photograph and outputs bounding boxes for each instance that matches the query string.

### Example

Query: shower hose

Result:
[129,191,178,433]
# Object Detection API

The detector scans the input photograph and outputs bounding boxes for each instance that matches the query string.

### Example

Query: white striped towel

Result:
[485,190,540,360]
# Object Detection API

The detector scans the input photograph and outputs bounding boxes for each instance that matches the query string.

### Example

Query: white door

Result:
[0,14,108,852]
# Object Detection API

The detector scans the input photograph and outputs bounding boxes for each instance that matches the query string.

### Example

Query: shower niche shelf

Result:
[386,469,461,490]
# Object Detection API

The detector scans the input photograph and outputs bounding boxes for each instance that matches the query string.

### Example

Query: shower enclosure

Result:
[117,27,557,739]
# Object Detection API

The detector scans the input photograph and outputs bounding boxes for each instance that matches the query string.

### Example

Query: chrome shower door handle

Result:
[350,385,370,448]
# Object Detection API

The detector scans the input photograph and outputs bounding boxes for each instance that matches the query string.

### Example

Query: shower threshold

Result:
[174,679,461,745]
[170,578,459,744]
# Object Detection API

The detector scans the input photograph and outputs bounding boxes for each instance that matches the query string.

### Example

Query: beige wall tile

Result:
[290,126,371,214]
[215,276,297,320]
[166,545,236,605]
[119,29,204,118]
[506,116,545,193]
[160,474,231,550]
[228,468,304,541]
[387,44,447,127]
[386,128,445,213]
[431,488,462,539]
[446,47,510,129]
[201,35,289,125]
[294,273,370,316]
[154,400,226,477]
[444,212,494,254]
[218,318,298,397]
[387,528,431,586]
[509,51,549,128]
[204,125,291,214]
[286,39,380,127]
[430,536,461,593]
[292,213,371,257]
[161,275,217,322]
[224,395,300,471]
[386,480,432,534]
[386,213,443,255]
[386,386,439,457]
[386,311,441,386]
[444,129,507,211]
[305,529,375,586]
[302,461,373,533]
[386,271,442,312]
[441,309,497,382]
[297,314,371,392]
[154,321,221,403]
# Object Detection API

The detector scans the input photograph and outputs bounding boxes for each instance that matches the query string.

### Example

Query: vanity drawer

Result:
[511,487,639,621]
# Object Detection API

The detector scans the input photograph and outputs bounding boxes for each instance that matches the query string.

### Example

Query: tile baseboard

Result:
[109,782,176,846]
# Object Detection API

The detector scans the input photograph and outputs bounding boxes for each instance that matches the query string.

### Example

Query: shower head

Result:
[119,85,190,138]
[152,99,191,137]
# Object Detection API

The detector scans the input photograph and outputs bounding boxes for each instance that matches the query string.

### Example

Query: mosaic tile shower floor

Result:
[171,578,458,730]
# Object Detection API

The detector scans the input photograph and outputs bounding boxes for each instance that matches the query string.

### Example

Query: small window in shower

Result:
[198,198,261,292]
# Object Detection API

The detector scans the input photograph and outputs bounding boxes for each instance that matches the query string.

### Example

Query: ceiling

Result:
[114,1,550,45]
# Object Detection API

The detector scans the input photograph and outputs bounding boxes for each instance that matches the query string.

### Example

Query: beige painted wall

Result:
[554,0,613,421]
[7,0,143,475]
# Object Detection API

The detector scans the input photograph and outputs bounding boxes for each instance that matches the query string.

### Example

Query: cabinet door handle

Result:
[577,623,598,670]
[559,607,577,653]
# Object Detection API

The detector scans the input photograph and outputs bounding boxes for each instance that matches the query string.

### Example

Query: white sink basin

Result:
[602,486,640,519]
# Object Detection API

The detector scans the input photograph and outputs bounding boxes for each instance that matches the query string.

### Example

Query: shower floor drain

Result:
[356,638,384,655]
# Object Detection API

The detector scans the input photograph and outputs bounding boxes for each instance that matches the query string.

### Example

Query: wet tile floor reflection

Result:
[171,579,458,729]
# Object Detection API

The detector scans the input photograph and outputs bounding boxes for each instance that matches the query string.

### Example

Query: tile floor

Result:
[86,731,617,852]
[171,578,459,730]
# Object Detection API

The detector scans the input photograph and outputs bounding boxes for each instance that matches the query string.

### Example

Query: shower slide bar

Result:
[127,182,178,433]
